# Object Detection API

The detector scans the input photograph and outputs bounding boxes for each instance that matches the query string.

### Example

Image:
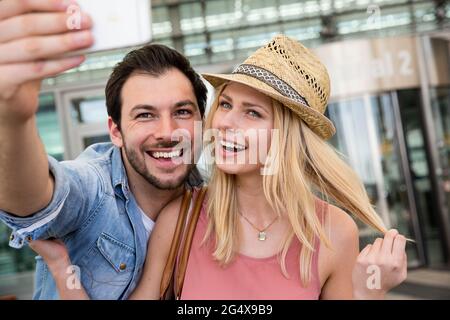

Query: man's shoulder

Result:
[59,143,115,172]
[74,142,116,163]
[52,143,119,191]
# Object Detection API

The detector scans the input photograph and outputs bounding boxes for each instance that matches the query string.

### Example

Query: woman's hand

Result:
[29,239,89,299]
[29,239,72,274]
[352,229,408,299]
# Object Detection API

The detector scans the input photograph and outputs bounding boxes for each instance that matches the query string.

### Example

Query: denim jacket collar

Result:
[111,146,130,201]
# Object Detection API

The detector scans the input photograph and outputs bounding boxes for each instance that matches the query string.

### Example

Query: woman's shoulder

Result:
[157,187,208,227]
[317,199,359,249]
[156,194,185,227]
[316,199,360,285]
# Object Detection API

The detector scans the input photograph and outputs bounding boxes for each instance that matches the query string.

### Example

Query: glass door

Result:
[416,34,450,266]
[429,86,450,265]
[61,88,111,159]
[431,86,450,216]
[326,93,424,267]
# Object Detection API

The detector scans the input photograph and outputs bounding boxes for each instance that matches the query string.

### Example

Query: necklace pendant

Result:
[258,231,267,241]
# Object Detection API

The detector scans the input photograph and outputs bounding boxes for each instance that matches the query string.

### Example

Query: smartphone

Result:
[68,0,152,54]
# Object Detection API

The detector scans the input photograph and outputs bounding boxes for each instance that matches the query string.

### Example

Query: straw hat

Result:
[202,34,336,140]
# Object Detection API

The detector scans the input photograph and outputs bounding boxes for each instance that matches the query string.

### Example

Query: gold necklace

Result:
[238,211,279,241]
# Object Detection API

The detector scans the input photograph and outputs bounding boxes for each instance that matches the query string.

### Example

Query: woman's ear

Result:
[108,117,123,148]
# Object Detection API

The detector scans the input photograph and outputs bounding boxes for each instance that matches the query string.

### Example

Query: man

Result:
[0,0,207,299]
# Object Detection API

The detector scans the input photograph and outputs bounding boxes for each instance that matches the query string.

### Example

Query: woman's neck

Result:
[235,172,276,223]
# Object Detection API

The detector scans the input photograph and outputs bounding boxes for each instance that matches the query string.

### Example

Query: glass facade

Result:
[36,94,65,161]
[397,89,446,266]
[431,86,450,217]
[71,96,109,125]
[429,85,450,264]
[42,0,450,87]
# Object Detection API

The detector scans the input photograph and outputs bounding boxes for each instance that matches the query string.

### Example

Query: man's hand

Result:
[0,0,93,124]
[352,229,408,299]
[0,0,94,216]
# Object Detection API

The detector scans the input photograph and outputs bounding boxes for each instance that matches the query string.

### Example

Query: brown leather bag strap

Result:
[174,186,208,299]
[159,189,192,300]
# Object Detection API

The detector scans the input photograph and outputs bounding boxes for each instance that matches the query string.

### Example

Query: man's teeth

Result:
[220,140,246,151]
[150,150,182,159]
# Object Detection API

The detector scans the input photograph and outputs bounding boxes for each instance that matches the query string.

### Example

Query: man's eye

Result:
[175,109,193,116]
[137,113,153,119]
[219,101,232,109]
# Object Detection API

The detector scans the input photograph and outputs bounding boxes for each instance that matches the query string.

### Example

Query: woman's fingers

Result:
[0,55,86,86]
[29,239,71,271]
[392,234,406,256]
[392,234,407,270]
[403,253,408,274]
[353,232,409,298]
[380,229,399,256]
[0,30,93,64]
[28,239,50,256]
[0,0,72,21]
[359,244,372,258]
[0,12,92,43]
[366,237,383,262]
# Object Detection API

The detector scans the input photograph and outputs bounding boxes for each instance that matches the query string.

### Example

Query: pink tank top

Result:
[180,198,327,300]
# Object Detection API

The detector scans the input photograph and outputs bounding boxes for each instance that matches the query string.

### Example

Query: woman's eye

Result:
[219,101,232,109]
[248,110,262,118]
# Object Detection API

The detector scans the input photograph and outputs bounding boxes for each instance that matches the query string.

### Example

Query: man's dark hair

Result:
[105,44,207,129]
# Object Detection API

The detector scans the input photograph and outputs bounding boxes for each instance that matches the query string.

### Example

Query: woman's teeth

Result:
[220,140,247,152]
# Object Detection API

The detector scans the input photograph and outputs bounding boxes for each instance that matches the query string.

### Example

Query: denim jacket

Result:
[0,143,203,300]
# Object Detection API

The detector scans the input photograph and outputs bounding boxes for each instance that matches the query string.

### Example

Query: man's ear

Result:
[109,117,123,148]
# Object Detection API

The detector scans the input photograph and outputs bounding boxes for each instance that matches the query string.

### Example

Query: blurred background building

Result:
[1,0,450,299]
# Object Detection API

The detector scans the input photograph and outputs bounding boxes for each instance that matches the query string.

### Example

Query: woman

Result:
[30,35,408,299]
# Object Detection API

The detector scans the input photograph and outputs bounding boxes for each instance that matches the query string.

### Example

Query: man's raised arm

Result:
[0,0,93,216]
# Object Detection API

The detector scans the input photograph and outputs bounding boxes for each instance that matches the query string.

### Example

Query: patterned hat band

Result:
[232,64,310,108]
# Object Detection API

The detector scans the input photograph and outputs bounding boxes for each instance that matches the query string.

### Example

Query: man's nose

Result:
[154,115,177,141]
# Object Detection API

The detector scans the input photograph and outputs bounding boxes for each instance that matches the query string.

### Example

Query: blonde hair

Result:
[202,84,387,286]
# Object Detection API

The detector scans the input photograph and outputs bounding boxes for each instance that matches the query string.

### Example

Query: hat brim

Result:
[202,73,336,140]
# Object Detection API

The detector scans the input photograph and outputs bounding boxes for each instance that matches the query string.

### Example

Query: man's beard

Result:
[123,141,192,190]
